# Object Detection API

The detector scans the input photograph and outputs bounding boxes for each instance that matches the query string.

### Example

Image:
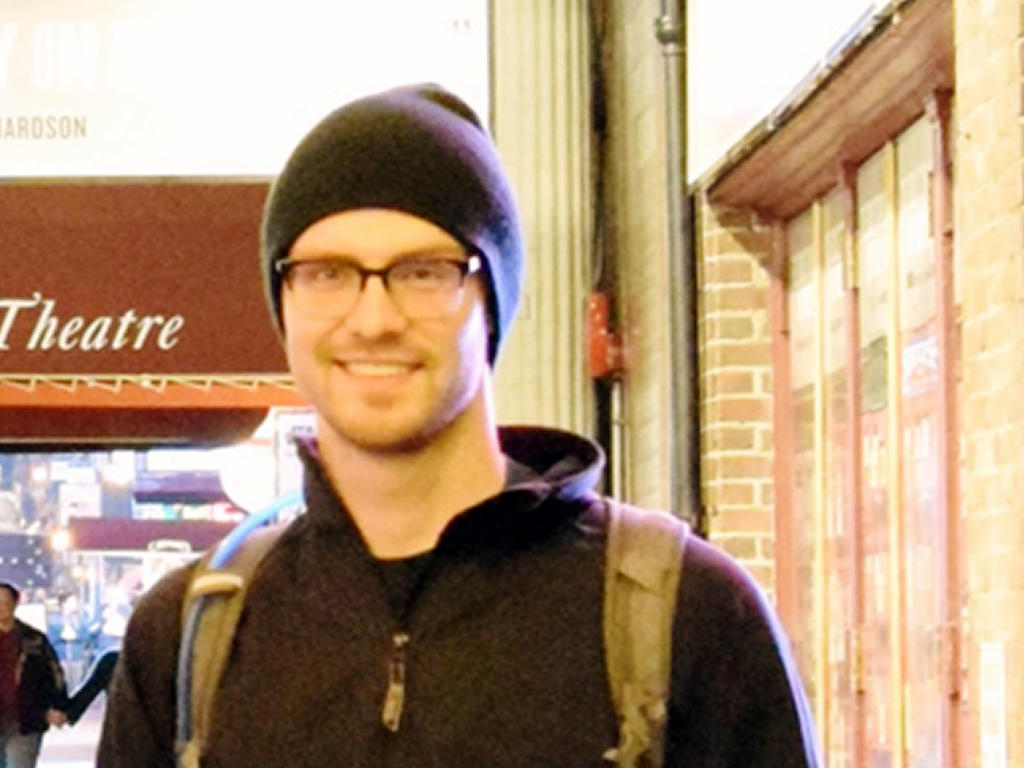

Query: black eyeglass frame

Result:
[273,253,483,292]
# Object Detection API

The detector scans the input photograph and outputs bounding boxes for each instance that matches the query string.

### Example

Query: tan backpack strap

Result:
[175,524,285,768]
[602,497,689,768]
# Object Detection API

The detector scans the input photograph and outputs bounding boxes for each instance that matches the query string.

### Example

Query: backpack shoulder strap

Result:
[175,523,286,768]
[602,496,690,768]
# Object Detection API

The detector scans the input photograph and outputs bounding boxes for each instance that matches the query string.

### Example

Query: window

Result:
[776,112,956,767]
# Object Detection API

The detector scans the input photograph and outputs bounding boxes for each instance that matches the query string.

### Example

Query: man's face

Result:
[281,208,492,454]
[0,589,17,626]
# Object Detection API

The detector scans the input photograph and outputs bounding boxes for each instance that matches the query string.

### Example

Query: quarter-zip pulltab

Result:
[381,631,410,732]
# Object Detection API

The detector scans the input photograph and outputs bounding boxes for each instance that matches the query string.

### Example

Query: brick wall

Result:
[955,0,1024,763]
[696,201,777,590]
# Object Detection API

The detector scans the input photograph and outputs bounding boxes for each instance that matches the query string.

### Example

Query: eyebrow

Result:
[291,246,467,262]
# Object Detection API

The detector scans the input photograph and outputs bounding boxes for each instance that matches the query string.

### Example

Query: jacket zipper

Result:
[381,631,410,732]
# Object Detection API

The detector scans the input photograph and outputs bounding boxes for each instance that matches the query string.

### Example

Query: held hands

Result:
[46,708,68,727]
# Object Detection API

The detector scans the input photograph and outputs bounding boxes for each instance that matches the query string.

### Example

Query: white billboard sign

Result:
[0,0,488,177]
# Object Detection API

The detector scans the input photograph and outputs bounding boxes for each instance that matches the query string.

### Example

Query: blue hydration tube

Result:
[176,489,303,757]
[208,490,303,569]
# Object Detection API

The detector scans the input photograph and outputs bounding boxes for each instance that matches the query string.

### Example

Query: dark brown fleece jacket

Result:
[98,427,819,768]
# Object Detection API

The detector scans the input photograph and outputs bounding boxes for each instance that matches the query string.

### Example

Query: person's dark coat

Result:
[9,618,67,734]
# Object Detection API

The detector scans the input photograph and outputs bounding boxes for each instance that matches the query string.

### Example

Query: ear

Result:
[484,299,499,366]
[475,266,499,365]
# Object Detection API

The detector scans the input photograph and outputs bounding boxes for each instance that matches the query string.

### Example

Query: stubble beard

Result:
[321,360,482,458]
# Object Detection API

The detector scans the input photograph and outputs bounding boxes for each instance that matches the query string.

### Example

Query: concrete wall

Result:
[600,0,675,511]
[489,1,594,436]
[599,1,776,580]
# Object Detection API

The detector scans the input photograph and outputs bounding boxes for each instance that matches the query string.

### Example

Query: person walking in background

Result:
[0,582,67,767]
[99,83,820,766]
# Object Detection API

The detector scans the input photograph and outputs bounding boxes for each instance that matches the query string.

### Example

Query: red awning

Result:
[66,516,237,552]
[0,180,309,444]
[0,181,286,376]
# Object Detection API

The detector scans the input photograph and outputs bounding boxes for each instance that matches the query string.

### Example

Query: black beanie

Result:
[260,83,523,363]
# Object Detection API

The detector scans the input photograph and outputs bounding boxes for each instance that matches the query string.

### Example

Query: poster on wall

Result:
[979,642,1007,768]
[0,0,488,177]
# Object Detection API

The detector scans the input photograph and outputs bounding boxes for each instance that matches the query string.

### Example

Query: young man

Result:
[0,582,67,768]
[99,83,820,767]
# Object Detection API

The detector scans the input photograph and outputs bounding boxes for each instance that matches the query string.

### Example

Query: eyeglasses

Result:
[275,252,482,319]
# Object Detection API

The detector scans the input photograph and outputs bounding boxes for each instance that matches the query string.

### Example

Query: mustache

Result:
[316,338,424,363]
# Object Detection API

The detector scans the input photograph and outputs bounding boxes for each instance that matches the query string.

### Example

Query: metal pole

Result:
[655,1,700,526]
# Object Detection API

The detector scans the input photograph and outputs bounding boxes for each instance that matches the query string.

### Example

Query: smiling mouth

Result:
[342,362,417,377]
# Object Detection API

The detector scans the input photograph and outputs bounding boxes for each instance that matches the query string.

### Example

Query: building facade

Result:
[490,0,1018,765]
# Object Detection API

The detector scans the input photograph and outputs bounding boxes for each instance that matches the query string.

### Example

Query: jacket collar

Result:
[294,426,604,552]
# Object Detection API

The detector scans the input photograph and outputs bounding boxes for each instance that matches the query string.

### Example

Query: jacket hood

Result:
[497,425,604,501]
[293,426,605,552]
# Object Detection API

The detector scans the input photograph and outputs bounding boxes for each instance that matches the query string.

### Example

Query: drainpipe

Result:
[655,1,702,530]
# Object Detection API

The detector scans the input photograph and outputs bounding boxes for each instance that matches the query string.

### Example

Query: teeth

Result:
[345,362,413,377]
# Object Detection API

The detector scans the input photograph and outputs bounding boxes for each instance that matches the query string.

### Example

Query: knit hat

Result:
[260,83,523,363]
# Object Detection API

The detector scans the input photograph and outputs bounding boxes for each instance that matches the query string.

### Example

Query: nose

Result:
[343,274,410,338]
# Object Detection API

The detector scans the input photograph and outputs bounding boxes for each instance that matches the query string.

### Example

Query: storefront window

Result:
[786,210,817,703]
[0,406,312,680]
[779,114,956,767]
[823,190,856,767]
[896,116,944,768]
[857,143,895,767]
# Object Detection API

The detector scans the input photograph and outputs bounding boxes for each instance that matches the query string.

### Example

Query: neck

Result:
[317,385,506,559]
[0,618,14,633]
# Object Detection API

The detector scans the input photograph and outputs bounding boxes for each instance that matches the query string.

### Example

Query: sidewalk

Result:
[37,697,103,768]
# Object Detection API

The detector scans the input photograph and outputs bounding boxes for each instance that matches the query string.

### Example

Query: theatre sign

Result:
[0,181,304,442]
[0,293,184,355]
[0,182,286,378]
